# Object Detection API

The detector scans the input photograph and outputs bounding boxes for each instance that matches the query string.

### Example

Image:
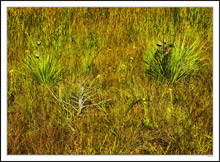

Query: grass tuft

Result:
[19,51,62,85]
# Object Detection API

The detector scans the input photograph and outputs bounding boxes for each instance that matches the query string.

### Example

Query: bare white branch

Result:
[70,95,79,101]
[46,86,78,112]
[85,98,112,107]
[47,75,110,118]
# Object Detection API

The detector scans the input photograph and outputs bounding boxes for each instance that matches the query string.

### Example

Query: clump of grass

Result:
[144,34,207,85]
[168,36,207,84]
[20,43,62,85]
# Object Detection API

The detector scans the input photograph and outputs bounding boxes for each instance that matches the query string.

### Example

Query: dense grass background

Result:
[7,7,213,154]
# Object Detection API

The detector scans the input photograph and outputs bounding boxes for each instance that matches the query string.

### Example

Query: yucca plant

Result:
[144,35,207,85]
[21,52,62,85]
[168,36,207,84]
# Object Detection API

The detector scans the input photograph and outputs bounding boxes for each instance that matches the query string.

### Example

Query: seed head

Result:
[163,40,167,44]
[156,41,162,47]
[35,53,40,59]
[37,41,41,46]
[165,46,173,54]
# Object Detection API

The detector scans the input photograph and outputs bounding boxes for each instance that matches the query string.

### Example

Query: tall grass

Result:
[7,7,213,155]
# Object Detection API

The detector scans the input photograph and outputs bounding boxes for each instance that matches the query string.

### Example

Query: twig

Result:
[87,75,100,89]
[61,100,78,111]
[70,95,79,101]
[46,86,78,111]
[85,98,112,107]
[63,106,75,116]
[82,92,100,104]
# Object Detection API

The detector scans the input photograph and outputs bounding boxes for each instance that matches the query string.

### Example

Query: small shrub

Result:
[47,75,111,118]
[20,52,62,85]
[144,35,207,85]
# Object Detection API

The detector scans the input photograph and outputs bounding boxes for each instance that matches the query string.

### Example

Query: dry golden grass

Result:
[7,7,213,155]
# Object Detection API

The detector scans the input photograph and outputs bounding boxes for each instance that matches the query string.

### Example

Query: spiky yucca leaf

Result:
[144,35,207,84]
[22,54,62,85]
[168,36,206,84]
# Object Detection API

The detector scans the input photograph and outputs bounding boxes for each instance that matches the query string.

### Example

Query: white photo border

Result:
[1,1,219,161]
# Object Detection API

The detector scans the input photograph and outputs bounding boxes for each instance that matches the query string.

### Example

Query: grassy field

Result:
[7,7,213,155]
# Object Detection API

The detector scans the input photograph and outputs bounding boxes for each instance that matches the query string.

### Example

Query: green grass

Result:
[7,7,213,155]
[18,50,62,85]
[144,34,209,85]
